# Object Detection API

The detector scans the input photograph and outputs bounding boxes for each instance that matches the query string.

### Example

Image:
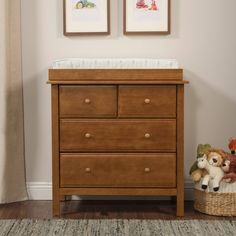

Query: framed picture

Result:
[63,0,110,35]
[124,0,170,35]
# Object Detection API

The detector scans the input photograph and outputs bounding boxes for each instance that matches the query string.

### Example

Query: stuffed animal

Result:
[197,148,226,192]
[189,144,211,182]
[229,138,236,155]
[222,154,236,183]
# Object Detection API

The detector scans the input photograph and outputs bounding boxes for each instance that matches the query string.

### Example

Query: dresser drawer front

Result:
[60,86,117,117]
[60,153,176,187]
[60,119,176,152]
[118,86,176,117]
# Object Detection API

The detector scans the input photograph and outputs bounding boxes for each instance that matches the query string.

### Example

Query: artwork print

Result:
[74,0,96,9]
[124,0,170,34]
[64,0,110,35]
[136,0,158,11]
[72,0,100,21]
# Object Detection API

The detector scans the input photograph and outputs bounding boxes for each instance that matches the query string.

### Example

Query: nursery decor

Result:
[63,0,110,35]
[194,181,236,216]
[124,0,170,35]
[191,142,236,216]
[222,152,236,183]
[48,58,188,217]
[189,144,211,182]
[229,138,236,154]
[197,149,226,192]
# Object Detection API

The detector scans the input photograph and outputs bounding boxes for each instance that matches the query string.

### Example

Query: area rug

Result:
[0,219,236,236]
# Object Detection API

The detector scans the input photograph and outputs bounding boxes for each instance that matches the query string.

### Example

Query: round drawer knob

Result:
[144,133,151,139]
[84,98,91,104]
[144,98,151,104]
[85,133,91,138]
[145,168,151,173]
[85,168,91,173]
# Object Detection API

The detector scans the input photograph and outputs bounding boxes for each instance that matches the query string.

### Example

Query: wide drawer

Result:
[118,86,176,117]
[60,153,176,187]
[60,119,176,152]
[59,86,117,117]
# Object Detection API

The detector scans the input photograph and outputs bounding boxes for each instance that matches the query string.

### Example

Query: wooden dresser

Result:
[48,69,188,217]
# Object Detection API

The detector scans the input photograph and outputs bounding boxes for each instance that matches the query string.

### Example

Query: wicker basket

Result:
[194,189,236,216]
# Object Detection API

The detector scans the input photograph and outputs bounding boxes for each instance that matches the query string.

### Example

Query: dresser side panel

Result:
[176,85,184,216]
[51,85,60,216]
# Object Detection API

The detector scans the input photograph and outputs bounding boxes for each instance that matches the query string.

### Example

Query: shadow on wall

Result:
[24,69,51,182]
[56,0,64,38]
[21,0,52,183]
[184,70,236,180]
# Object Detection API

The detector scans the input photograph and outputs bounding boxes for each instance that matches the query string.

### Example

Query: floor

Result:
[0,200,235,220]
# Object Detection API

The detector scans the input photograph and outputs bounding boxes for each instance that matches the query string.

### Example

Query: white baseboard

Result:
[27,182,52,200]
[27,181,194,201]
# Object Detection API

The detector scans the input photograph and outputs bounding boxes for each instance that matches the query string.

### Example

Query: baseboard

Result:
[27,182,52,200]
[27,181,194,201]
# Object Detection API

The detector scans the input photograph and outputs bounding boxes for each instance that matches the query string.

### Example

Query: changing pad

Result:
[195,179,236,193]
[52,58,178,69]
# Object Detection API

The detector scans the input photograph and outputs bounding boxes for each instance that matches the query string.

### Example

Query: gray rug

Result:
[0,219,236,236]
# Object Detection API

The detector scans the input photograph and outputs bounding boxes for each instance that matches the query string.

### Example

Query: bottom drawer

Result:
[60,153,176,188]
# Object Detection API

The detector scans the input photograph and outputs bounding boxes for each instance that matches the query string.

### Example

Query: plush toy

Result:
[189,144,211,182]
[222,154,236,183]
[198,148,226,192]
[229,138,236,155]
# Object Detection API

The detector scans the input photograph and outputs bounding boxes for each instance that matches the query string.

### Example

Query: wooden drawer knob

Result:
[85,133,91,138]
[84,98,91,104]
[144,133,151,139]
[85,168,91,173]
[144,168,151,173]
[144,98,151,104]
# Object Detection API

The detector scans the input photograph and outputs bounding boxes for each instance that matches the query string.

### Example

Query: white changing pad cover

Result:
[195,179,236,193]
[52,58,178,69]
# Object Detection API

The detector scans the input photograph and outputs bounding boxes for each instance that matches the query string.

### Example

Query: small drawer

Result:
[60,119,176,152]
[60,153,176,188]
[60,86,117,118]
[118,86,176,117]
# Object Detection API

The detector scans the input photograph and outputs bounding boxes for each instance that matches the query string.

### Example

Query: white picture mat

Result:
[126,0,169,32]
[65,0,108,33]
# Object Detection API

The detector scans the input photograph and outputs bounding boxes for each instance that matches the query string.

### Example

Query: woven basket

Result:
[194,189,236,216]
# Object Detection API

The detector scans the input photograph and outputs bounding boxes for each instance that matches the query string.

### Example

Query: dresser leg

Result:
[176,193,184,217]
[53,192,61,217]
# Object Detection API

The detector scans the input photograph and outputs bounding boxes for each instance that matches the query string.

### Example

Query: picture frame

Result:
[63,0,110,35]
[124,0,170,35]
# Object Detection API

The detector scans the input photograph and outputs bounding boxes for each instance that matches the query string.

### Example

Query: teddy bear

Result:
[198,148,226,191]
[229,138,236,155]
[222,154,236,182]
[189,144,211,182]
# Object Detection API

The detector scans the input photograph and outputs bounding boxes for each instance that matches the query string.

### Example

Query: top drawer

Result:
[60,86,117,118]
[118,86,176,118]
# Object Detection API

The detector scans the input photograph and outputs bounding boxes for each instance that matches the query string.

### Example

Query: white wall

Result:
[21,0,236,191]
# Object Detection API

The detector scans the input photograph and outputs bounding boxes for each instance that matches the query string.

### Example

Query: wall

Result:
[21,0,236,199]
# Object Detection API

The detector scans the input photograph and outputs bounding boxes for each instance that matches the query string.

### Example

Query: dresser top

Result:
[48,68,188,85]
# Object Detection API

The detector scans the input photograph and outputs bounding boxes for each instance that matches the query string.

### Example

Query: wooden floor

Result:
[0,200,235,220]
